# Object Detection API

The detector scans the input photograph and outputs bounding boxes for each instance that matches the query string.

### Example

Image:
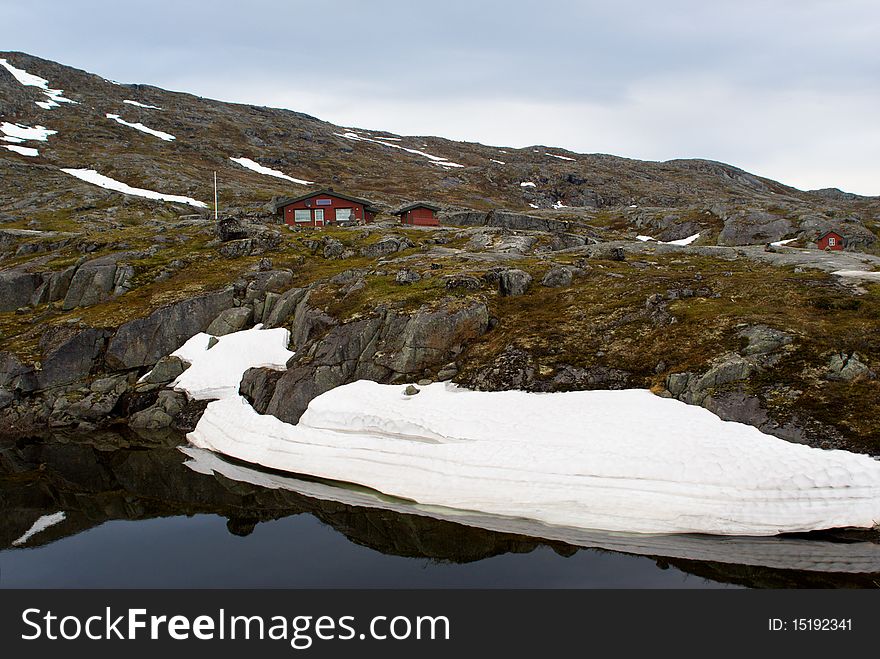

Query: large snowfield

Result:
[182,326,880,536]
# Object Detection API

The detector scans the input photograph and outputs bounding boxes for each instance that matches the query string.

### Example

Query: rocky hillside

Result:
[1,51,878,250]
[1,52,879,459]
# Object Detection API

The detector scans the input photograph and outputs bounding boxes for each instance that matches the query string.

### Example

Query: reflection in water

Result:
[0,431,878,588]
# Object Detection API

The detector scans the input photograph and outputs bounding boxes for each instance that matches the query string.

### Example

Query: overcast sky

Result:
[3,0,878,194]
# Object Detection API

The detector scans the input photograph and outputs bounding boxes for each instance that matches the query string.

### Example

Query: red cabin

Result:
[275,188,379,228]
[817,231,844,251]
[393,202,441,226]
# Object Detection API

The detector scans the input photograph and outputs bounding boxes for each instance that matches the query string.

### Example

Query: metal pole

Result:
[214,171,218,220]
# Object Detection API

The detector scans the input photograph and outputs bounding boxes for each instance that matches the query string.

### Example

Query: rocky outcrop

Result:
[62,253,134,310]
[0,269,42,311]
[242,300,490,424]
[37,326,112,389]
[825,352,873,381]
[0,351,37,394]
[717,210,794,246]
[1,253,134,313]
[105,288,234,369]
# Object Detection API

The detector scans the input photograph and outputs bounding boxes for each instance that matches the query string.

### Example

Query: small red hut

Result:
[393,202,441,226]
[275,188,379,227]
[817,231,844,251]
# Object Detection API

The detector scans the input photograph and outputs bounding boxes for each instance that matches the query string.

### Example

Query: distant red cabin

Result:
[393,202,441,226]
[274,188,379,228]
[817,231,844,251]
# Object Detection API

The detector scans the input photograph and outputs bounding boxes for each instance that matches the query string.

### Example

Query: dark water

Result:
[1,432,878,589]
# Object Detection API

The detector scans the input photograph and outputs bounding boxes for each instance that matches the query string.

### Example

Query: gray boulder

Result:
[359,235,415,258]
[541,265,574,287]
[444,274,483,291]
[826,353,873,381]
[140,355,189,385]
[322,238,346,259]
[206,307,253,336]
[395,268,421,285]
[218,238,255,258]
[105,288,234,369]
[498,269,532,297]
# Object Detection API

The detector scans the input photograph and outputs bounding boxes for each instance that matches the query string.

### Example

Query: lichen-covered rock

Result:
[826,353,873,381]
[444,274,483,291]
[541,265,574,287]
[395,268,421,285]
[498,269,532,297]
[737,324,793,356]
[359,235,414,258]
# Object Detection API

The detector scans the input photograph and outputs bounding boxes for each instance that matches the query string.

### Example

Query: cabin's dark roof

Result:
[817,230,844,238]
[392,202,441,215]
[274,188,380,212]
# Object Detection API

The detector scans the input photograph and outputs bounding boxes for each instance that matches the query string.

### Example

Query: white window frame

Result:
[313,209,324,224]
[293,209,311,223]
[335,207,354,222]
[828,237,836,246]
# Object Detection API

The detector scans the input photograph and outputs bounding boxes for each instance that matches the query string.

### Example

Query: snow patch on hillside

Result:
[490,159,506,165]
[545,152,576,161]
[123,99,162,109]
[60,168,208,208]
[1,122,56,141]
[638,233,701,246]
[770,238,798,247]
[520,181,536,188]
[0,58,77,109]
[230,157,313,185]
[335,131,464,168]
[106,114,175,141]
[3,144,39,157]
[12,511,66,546]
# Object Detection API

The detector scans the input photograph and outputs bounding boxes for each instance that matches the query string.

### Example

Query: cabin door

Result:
[314,209,324,226]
